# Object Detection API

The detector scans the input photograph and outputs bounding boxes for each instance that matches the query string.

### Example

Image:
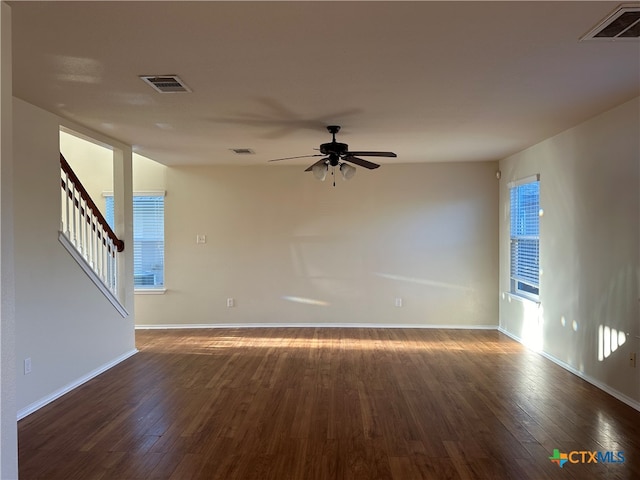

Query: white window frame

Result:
[104,191,166,294]
[508,175,540,302]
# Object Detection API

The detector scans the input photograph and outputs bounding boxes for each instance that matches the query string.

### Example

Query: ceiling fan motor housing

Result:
[319,142,349,157]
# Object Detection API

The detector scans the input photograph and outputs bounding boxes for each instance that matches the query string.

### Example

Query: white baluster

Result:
[108,240,115,292]
[94,220,99,272]
[98,231,104,282]
[102,235,108,284]
[65,175,71,238]
[79,194,85,255]
[72,184,78,247]
[88,211,94,268]
[60,175,65,233]
[84,200,89,261]
[80,197,86,257]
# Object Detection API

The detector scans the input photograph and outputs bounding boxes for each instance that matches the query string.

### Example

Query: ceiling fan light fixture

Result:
[340,162,356,180]
[312,163,328,181]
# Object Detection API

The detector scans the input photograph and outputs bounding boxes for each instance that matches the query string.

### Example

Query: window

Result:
[509,175,540,300]
[106,193,165,290]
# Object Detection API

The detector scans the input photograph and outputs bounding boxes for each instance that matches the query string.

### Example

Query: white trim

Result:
[135,323,499,330]
[59,123,129,153]
[17,349,138,420]
[58,232,129,317]
[498,327,640,413]
[102,191,165,197]
[135,288,167,295]
[503,291,541,306]
[507,173,540,188]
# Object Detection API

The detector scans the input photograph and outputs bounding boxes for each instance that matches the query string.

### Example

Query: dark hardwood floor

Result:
[18,328,640,479]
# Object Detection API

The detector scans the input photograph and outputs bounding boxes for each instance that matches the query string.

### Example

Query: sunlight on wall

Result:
[375,272,471,291]
[598,324,627,361]
[519,300,544,352]
[281,296,330,307]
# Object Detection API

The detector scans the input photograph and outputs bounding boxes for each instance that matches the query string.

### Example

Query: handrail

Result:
[60,153,124,252]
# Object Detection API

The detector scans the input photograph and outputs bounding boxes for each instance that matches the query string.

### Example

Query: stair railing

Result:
[60,153,124,296]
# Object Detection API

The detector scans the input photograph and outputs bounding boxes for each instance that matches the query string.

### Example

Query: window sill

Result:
[135,288,167,295]
[503,292,540,306]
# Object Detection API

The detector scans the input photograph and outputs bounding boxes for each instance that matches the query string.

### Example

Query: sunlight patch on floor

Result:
[140,332,518,354]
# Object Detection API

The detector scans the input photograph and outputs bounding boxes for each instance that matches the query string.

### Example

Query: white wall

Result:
[60,129,113,216]
[13,98,136,416]
[135,160,499,327]
[499,97,640,407]
[0,2,18,477]
[54,141,500,328]
[131,154,167,192]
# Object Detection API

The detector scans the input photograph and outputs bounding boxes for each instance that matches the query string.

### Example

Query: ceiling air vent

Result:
[581,4,640,40]
[139,75,192,93]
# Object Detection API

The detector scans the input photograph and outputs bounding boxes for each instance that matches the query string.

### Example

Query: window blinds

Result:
[105,195,165,288]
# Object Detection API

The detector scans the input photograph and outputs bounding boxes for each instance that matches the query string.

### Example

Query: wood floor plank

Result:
[18,328,640,479]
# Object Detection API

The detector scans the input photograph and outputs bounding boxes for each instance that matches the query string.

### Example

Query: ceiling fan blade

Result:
[343,156,380,170]
[346,151,397,158]
[268,154,324,163]
[304,158,329,172]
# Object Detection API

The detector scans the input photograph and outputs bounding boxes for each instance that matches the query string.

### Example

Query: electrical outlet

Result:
[395,297,403,307]
[630,352,637,368]
[196,234,207,244]
[227,297,235,308]
[24,357,32,375]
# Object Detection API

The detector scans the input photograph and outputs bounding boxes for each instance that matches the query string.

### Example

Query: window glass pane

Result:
[509,180,539,299]
[106,197,115,230]
[105,195,164,288]
[105,196,115,231]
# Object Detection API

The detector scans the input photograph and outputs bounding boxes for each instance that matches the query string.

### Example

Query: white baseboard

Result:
[498,327,640,413]
[136,323,498,330]
[17,349,138,420]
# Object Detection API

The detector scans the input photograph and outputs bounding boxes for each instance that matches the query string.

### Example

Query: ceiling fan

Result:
[268,126,397,183]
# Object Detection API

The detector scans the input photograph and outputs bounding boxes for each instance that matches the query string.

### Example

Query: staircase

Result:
[59,153,127,316]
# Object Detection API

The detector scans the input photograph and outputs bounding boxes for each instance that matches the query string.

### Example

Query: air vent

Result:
[581,4,640,40]
[139,75,192,93]
[230,148,255,155]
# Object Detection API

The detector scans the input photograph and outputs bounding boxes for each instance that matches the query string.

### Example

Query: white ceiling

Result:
[9,1,640,168]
